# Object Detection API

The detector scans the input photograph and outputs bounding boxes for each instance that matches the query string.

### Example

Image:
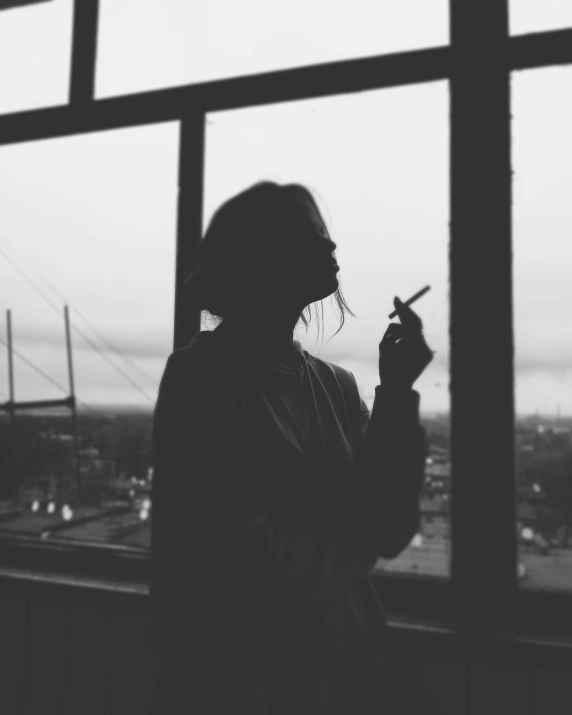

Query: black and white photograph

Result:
[0,1,571,714]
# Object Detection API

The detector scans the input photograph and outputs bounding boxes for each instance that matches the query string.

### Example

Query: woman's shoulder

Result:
[305,351,357,386]
[166,331,220,375]
[303,352,360,411]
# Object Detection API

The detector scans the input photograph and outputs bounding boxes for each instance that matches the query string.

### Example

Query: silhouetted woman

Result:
[150,181,434,714]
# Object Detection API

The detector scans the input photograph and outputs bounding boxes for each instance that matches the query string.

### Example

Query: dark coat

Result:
[150,322,428,714]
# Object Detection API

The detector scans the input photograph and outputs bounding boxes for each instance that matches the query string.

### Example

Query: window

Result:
[510,1,572,36]
[96,0,448,99]
[0,0,73,114]
[1,0,572,639]
[513,66,572,593]
[202,82,450,580]
[0,123,179,550]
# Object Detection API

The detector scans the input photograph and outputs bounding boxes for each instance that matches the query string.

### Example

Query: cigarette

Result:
[388,285,431,318]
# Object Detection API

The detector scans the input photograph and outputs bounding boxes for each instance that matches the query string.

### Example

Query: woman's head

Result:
[187,181,356,343]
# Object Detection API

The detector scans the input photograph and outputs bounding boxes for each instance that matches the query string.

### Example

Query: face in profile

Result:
[269,193,340,309]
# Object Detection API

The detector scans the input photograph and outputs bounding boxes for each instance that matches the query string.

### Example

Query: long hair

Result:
[185,181,356,347]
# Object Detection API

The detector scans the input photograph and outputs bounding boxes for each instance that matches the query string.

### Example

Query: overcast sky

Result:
[0,1,571,417]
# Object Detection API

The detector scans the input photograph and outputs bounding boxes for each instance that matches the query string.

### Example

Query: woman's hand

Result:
[378,296,434,391]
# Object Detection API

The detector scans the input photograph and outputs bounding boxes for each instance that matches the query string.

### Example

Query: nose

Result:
[323,237,337,253]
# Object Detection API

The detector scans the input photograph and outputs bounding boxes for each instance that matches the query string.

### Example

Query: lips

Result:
[317,252,338,271]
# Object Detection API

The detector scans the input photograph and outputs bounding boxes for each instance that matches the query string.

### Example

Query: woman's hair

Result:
[185,180,356,345]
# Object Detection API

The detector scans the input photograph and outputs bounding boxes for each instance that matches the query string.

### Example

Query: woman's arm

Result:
[349,294,432,562]
[348,379,428,562]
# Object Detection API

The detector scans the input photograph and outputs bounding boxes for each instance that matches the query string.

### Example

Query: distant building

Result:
[517,502,537,523]
[429,445,449,456]
[425,463,451,478]
[419,495,450,539]
[425,460,451,498]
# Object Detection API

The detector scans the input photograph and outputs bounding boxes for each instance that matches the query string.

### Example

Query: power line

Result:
[0,244,62,314]
[39,274,160,390]
[66,322,156,406]
[1,240,161,388]
[0,335,115,423]
[0,243,157,406]
[0,335,69,395]
[0,246,154,418]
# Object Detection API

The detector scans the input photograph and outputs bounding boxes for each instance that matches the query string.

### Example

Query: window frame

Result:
[1,0,571,641]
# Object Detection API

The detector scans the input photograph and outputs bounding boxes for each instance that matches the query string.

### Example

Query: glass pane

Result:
[513,67,572,592]
[510,1,572,35]
[0,0,73,114]
[0,123,179,550]
[202,82,450,579]
[96,0,448,99]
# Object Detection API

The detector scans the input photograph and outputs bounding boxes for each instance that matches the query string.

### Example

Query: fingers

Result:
[384,323,402,335]
[393,297,423,332]
[381,323,403,343]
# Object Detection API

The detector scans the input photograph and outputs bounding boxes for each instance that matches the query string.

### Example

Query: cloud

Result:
[10,325,172,362]
[10,322,572,380]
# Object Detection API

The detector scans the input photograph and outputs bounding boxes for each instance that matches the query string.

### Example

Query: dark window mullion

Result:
[510,27,572,71]
[174,114,205,352]
[449,0,517,631]
[69,0,100,105]
[1,48,449,147]
[4,30,572,148]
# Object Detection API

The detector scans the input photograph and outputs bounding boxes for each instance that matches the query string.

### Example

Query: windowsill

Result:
[389,611,572,647]
[1,565,571,668]
[0,565,148,611]
[0,565,147,595]
[388,613,572,668]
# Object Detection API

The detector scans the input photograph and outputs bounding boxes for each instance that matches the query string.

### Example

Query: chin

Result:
[308,274,339,303]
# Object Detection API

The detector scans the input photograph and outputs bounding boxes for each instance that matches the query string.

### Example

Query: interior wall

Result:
[1,596,569,715]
